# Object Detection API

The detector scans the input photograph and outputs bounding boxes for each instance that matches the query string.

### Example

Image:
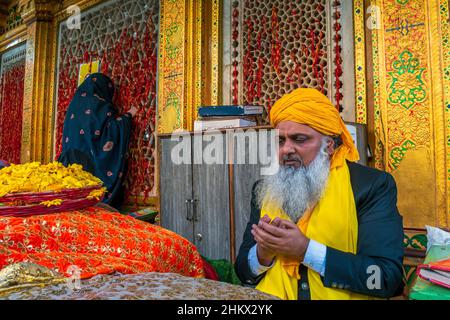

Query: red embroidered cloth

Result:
[0,207,204,279]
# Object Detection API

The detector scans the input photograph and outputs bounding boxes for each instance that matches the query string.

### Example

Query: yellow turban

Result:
[269,88,359,169]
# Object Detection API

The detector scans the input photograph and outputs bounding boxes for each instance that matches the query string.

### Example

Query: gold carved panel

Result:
[157,0,221,134]
[369,0,449,229]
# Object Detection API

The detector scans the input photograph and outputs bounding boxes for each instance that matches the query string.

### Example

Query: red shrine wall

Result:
[54,0,159,204]
[229,0,348,122]
[0,44,26,164]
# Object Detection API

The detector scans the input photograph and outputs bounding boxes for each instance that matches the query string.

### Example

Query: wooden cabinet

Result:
[159,137,194,243]
[159,128,274,261]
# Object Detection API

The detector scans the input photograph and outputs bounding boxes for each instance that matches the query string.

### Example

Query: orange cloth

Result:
[0,206,205,279]
[269,88,359,169]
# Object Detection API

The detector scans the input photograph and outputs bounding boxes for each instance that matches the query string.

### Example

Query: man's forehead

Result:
[275,121,320,136]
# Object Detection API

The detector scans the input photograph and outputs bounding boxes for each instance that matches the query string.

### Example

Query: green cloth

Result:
[409,245,450,300]
[202,257,241,285]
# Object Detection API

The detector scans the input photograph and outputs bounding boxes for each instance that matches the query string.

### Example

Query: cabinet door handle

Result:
[185,199,193,221]
[193,199,199,222]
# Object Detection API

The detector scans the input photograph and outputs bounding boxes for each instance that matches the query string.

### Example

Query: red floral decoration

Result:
[270,6,281,76]
[231,1,240,105]
[333,0,343,112]
[243,16,256,104]
[0,61,25,164]
[241,1,330,120]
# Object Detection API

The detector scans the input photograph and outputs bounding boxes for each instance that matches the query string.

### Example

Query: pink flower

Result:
[85,109,91,115]
[116,117,122,121]
[107,112,112,117]
[107,171,113,177]
[70,114,75,119]
[103,141,114,151]
[94,130,101,136]
[65,137,69,143]
[81,92,87,97]
[80,129,85,135]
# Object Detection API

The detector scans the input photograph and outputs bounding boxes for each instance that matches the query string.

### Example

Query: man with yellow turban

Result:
[235,88,404,300]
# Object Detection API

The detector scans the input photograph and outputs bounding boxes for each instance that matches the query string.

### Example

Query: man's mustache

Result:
[282,154,304,166]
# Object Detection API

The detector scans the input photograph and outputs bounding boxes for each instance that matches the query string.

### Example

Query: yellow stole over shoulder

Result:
[255,162,371,300]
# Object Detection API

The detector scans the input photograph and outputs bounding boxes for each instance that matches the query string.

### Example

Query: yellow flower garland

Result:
[0,162,104,198]
[87,187,108,200]
[40,199,64,207]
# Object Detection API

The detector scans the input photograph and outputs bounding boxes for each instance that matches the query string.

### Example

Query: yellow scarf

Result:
[255,162,371,300]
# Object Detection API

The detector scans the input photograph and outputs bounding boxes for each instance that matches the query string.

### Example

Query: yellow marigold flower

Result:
[87,187,107,200]
[40,199,63,207]
[0,162,103,197]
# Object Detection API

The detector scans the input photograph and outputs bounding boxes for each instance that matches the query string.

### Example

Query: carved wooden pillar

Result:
[0,5,7,35]
[20,0,57,163]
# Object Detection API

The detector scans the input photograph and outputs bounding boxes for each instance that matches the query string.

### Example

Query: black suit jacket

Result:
[234,161,404,299]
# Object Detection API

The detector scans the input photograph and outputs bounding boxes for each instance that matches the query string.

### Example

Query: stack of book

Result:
[194,105,264,131]
[126,207,159,224]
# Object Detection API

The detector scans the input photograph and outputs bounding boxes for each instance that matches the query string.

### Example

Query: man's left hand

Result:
[251,218,310,261]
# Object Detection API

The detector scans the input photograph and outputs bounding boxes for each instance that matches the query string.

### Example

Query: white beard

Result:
[256,138,331,223]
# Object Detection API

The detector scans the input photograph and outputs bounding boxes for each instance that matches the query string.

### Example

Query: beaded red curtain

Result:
[55,0,159,204]
[0,44,26,164]
[232,0,343,120]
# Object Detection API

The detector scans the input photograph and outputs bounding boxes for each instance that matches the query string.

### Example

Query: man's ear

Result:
[326,137,335,156]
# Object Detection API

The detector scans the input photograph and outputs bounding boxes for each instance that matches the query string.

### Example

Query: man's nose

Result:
[280,139,296,155]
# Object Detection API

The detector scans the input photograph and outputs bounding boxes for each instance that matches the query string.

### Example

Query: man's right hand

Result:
[256,243,276,267]
[253,215,280,266]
